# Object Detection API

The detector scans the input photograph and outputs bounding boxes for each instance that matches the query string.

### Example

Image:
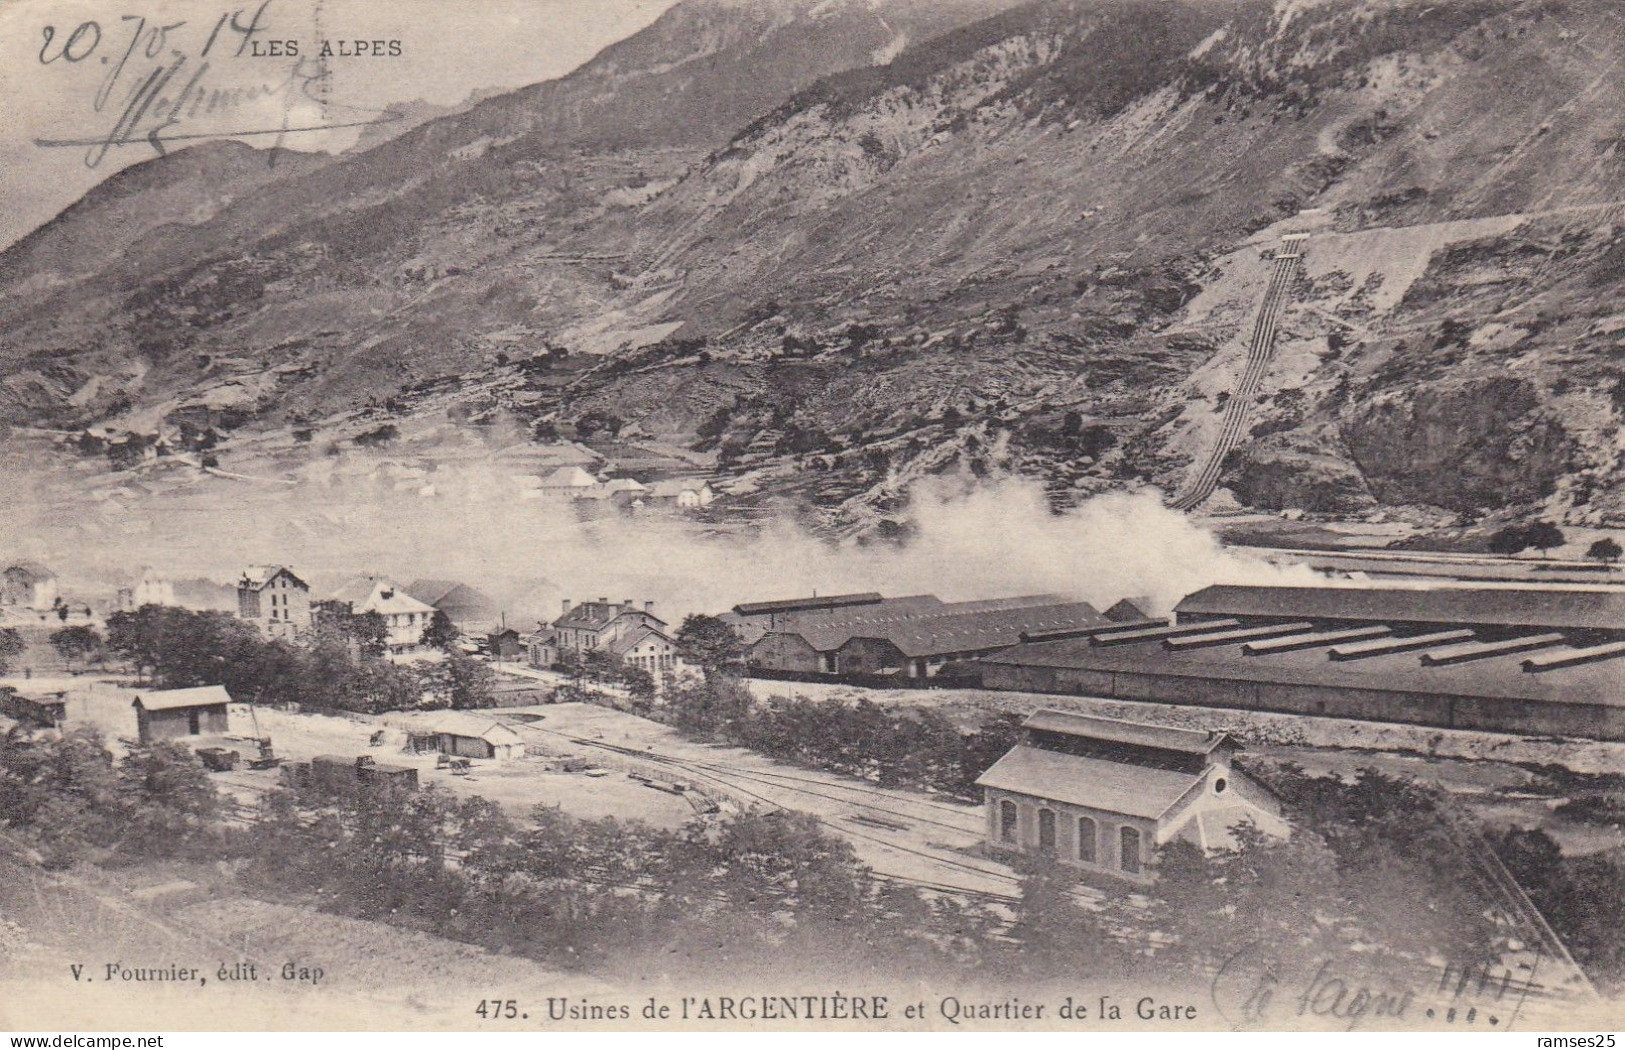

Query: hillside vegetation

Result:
[3,0,1623,533]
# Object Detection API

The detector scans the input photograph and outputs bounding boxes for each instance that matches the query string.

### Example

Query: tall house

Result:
[237,566,312,641]
[1,563,58,611]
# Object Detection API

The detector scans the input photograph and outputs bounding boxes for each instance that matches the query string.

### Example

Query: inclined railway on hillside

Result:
[1171,233,1308,513]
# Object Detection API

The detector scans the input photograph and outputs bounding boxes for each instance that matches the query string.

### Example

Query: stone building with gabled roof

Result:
[976,709,1286,880]
[1,562,58,611]
[551,598,666,656]
[237,566,311,641]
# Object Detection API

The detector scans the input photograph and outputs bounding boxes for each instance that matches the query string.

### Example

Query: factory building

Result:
[746,596,1104,679]
[978,584,1625,740]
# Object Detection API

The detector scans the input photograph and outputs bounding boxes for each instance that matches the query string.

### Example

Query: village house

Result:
[1,562,59,611]
[115,568,179,611]
[644,478,715,509]
[132,685,233,744]
[607,624,681,677]
[236,566,312,640]
[353,579,438,653]
[526,631,559,669]
[536,466,601,498]
[487,627,524,661]
[976,710,1287,880]
[0,689,68,729]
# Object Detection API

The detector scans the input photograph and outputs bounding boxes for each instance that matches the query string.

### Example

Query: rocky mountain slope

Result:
[3,0,1624,535]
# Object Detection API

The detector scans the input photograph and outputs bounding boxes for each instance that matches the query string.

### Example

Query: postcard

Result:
[0,0,1621,1034]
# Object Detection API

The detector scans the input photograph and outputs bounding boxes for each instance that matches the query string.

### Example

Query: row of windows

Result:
[998,800,1142,875]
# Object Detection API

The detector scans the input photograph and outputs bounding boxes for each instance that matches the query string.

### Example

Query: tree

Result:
[1524,520,1566,558]
[674,615,744,678]
[1008,853,1127,976]
[118,740,221,856]
[420,609,458,651]
[350,611,390,659]
[0,627,24,675]
[440,653,496,710]
[1486,524,1529,557]
[1587,537,1623,567]
[0,727,124,867]
[49,625,102,670]
[621,667,657,710]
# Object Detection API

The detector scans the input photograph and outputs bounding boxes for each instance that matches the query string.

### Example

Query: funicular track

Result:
[1172,235,1307,512]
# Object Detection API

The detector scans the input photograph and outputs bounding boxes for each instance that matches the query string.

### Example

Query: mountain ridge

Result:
[3,0,1624,538]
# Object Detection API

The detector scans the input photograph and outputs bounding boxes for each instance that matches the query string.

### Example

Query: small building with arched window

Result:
[977,709,1287,881]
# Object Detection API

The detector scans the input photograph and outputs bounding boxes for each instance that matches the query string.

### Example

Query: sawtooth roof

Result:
[981,629,1625,709]
[1176,584,1625,632]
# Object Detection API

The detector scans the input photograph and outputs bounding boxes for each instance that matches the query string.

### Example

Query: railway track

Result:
[1172,237,1305,512]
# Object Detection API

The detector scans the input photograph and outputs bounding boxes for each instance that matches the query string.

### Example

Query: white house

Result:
[132,568,176,607]
[354,579,438,653]
[536,466,601,498]
[645,478,715,509]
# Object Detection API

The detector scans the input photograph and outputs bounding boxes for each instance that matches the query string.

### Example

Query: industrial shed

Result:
[1175,584,1625,639]
[977,710,1286,881]
[0,689,67,728]
[746,595,1103,679]
[978,597,1625,740]
[132,685,231,744]
[435,720,525,762]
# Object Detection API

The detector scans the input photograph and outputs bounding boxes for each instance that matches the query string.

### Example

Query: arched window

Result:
[1120,825,1142,875]
[999,800,1018,843]
[1037,808,1056,853]
[1077,816,1097,864]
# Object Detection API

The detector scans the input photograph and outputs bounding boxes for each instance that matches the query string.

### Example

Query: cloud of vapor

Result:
[3,439,1315,628]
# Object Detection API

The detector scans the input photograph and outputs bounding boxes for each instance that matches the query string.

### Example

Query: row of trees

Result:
[0,727,220,867]
[100,606,494,713]
[7,718,1601,994]
[0,624,103,675]
[660,675,1024,799]
[1484,521,1624,565]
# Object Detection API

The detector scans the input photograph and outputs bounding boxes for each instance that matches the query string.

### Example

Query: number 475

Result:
[475,1000,520,1020]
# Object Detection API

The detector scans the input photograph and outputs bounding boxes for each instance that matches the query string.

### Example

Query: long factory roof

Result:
[981,625,1625,709]
[1176,584,1625,633]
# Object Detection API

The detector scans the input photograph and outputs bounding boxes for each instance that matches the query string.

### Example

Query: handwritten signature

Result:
[31,1,399,167]
[1210,942,1545,1032]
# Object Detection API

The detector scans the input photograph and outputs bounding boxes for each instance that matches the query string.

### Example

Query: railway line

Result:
[512,721,1031,901]
[1172,235,1306,513]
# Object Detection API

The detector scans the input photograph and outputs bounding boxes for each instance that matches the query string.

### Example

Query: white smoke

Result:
[1,443,1316,627]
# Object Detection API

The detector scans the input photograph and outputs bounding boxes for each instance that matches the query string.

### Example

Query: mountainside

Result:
[0,0,1012,427]
[4,0,1625,537]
